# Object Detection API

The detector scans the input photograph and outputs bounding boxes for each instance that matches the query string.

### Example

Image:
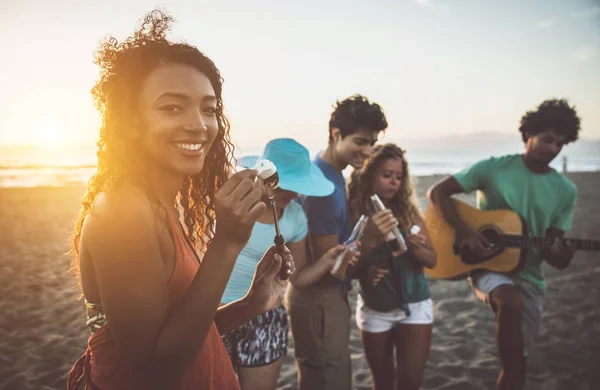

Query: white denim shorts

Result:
[356,294,434,333]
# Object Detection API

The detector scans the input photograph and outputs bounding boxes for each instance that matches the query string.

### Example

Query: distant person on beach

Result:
[220,138,354,390]
[428,98,581,390]
[285,94,389,390]
[67,10,293,390]
[347,143,437,390]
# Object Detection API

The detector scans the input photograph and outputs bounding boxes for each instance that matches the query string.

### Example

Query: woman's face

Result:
[135,62,219,176]
[374,157,404,201]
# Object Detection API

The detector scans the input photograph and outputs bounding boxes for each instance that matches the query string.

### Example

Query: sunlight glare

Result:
[32,118,65,147]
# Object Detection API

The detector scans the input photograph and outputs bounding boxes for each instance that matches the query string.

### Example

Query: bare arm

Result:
[406,219,437,269]
[86,195,240,387]
[429,176,497,257]
[427,176,472,237]
[289,238,346,288]
[215,245,289,334]
[310,233,339,261]
[86,171,264,388]
[306,233,342,286]
[214,298,257,335]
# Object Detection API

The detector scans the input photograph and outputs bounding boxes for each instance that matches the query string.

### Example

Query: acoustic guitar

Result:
[423,199,600,280]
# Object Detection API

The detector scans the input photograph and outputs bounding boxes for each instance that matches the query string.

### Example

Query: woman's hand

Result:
[367,265,389,287]
[406,231,428,252]
[362,210,398,249]
[406,228,437,269]
[246,245,293,314]
[214,169,266,247]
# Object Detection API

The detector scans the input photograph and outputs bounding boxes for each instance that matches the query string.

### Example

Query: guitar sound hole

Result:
[460,228,505,265]
[480,229,502,245]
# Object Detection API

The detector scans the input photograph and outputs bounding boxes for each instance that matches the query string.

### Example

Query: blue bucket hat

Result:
[238,138,334,197]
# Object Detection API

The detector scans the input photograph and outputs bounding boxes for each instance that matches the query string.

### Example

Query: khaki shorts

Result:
[469,271,544,356]
[284,284,352,390]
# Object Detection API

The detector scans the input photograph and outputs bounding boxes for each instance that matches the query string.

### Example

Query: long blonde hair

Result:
[347,143,421,231]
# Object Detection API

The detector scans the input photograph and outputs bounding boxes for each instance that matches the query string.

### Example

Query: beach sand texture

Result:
[0,173,598,390]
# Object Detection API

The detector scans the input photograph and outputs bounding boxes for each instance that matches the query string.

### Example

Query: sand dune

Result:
[1,173,598,389]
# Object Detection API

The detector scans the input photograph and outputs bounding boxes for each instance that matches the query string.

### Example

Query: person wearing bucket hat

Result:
[285,94,389,390]
[236,138,335,197]
[221,138,355,390]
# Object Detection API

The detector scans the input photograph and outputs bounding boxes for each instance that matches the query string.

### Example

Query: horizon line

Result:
[1,131,599,148]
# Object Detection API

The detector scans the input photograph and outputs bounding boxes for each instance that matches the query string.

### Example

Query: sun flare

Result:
[32,119,66,147]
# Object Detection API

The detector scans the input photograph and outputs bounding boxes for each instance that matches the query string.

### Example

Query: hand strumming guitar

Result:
[461,230,496,257]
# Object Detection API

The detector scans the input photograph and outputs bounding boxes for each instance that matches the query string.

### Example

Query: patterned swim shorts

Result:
[221,305,289,367]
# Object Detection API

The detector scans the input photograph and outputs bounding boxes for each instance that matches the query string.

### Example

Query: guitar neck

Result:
[501,235,600,251]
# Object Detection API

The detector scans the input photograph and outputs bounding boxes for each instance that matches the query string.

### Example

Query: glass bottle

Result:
[330,215,368,279]
[370,194,408,255]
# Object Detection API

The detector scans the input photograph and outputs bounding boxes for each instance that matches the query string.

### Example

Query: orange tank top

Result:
[68,214,240,390]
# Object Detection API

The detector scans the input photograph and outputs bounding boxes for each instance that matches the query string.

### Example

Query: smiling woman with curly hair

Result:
[67,9,292,390]
[347,143,437,390]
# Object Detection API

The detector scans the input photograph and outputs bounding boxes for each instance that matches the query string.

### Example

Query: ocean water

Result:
[0,144,598,188]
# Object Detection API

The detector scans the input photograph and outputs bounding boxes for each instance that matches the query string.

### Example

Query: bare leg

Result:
[360,329,395,390]
[490,285,526,390]
[394,323,432,390]
[237,356,285,390]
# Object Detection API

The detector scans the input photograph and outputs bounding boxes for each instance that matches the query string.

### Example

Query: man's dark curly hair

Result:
[518,98,581,143]
[71,10,234,275]
[328,94,388,143]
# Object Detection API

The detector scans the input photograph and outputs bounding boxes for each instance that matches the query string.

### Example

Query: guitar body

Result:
[423,199,528,280]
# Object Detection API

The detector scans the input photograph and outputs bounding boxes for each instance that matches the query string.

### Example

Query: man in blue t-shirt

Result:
[285,95,389,390]
[428,99,581,390]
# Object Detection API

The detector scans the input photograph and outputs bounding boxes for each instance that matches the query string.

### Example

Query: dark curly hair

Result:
[71,10,234,274]
[328,94,388,143]
[518,98,581,143]
[348,143,422,232]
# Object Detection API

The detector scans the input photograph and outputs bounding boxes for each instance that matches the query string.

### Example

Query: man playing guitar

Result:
[427,98,581,390]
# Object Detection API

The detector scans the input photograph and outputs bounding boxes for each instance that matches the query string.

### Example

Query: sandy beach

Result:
[0,173,598,390]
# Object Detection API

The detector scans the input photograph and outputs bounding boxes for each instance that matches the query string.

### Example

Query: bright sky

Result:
[1,0,599,151]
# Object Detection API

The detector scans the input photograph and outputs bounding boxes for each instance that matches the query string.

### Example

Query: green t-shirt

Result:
[453,154,577,292]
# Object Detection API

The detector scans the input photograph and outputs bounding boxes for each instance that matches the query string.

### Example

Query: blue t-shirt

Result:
[222,200,308,303]
[300,154,352,285]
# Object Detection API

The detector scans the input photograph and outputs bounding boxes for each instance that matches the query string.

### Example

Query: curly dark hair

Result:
[328,94,388,143]
[71,10,234,274]
[518,98,581,143]
[347,143,422,232]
